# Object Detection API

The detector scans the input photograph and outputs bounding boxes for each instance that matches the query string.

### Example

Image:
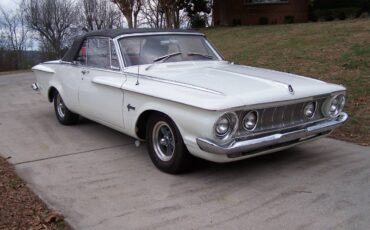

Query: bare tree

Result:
[0,32,6,49]
[80,0,121,31]
[141,0,165,28]
[111,0,143,28]
[0,6,29,69]
[158,0,185,28]
[23,0,78,58]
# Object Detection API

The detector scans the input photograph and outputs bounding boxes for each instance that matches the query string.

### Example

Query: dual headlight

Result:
[214,111,258,140]
[304,94,345,119]
[323,94,346,118]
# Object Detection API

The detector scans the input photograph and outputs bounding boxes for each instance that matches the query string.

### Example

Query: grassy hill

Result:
[202,19,370,146]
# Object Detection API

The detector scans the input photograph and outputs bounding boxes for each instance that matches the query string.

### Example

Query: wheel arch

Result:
[48,86,58,102]
[135,110,170,140]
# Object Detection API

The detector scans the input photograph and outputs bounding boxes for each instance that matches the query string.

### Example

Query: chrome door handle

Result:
[81,70,89,75]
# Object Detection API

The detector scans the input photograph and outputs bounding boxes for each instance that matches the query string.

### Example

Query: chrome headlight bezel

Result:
[323,94,346,118]
[242,110,258,131]
[213,112,239,141]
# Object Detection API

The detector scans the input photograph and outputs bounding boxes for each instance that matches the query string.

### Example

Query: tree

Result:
[158,0,186,28]
[0,6,30,69]
[184,0,212,28]
[111,0,143,28]
[80,0,121,31]
[141,0,165,28]
[23,0,78,58]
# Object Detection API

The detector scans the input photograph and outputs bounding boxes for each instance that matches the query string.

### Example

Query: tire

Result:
[53,91,79,125]
[146,113,192,174]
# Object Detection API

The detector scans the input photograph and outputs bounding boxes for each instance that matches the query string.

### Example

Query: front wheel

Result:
[146,113,192,174]
[53,91,79,125]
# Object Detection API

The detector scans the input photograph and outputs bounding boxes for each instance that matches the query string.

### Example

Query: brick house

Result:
[213,0,309,26]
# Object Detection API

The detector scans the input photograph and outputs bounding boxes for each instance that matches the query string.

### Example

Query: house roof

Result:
[62,28,203,62]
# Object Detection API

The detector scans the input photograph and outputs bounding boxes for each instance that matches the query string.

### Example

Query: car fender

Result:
[123,91,220,146]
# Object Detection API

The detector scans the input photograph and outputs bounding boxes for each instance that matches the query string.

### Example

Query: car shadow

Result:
[189,147,304,174]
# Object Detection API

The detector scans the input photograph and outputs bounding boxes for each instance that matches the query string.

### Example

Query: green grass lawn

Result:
[202,19,370,146]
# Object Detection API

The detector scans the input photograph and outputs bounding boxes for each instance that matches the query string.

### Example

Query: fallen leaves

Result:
[0,156,71,230]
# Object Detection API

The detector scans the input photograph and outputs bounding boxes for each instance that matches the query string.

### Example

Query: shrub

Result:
[232,19,242,26]
[190,14,207,28]
[314,7,361,21]
[284,15,295,24]
[259,16,269,25]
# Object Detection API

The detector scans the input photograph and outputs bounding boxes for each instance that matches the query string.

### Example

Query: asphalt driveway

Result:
[0,72,369,230]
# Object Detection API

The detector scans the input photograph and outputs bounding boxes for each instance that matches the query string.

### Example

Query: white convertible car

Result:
[32,29,348,173]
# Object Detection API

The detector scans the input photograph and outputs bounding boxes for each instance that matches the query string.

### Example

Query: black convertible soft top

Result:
[62,28,203,62]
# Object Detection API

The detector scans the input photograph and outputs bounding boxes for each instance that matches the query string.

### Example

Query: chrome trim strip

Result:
[125,72,225,96]
[196,112,348,155]
[81,66,123,74]
[115,32,205,40]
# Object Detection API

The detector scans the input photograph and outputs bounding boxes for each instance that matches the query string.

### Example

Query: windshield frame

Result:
[115,33,224,68]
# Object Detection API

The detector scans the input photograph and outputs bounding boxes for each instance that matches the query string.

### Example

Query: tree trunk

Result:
[126,15,133,28]
[133,12,138,28]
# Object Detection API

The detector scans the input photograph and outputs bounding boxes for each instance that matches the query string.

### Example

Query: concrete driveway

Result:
[0,72,369,230]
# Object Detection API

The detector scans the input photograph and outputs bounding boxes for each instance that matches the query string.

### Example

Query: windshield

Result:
[118,35,220,66]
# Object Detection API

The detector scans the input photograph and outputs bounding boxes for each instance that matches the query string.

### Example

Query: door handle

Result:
[81,70,89,75]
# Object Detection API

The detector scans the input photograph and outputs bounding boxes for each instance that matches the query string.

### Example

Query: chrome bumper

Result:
[197,112,348,155]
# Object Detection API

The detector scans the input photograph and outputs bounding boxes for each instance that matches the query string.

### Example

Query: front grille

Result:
[237,97,327,136]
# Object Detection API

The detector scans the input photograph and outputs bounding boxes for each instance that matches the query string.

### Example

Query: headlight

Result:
[304,102,316,119]
[323,94,345,118]
[214,112,238,140]
[243,111,258,131]
[215,117,230,135]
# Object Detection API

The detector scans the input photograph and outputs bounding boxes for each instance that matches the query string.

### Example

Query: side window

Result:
[75,40,87,65]
[87,38,110,69]
[110,40,120,70]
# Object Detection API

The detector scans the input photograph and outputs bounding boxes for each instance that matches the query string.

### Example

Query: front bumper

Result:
[197,112,348,156]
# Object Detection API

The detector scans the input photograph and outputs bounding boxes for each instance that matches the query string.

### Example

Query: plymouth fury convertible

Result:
[32,29,348,173]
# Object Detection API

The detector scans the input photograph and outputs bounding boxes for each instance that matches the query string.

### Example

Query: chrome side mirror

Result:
[31,83,39,91]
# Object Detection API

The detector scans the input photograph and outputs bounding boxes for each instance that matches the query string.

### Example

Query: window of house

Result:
[243,0,288,5]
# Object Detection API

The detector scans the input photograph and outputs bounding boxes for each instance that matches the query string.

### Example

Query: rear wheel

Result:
[53,91,79,125]
[146,113,192,174]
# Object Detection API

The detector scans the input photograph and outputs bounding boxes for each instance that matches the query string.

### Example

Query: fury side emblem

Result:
[288,85,294,95]
[127,104,136,111]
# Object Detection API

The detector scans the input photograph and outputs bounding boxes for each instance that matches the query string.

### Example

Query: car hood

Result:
[124,61,345,110]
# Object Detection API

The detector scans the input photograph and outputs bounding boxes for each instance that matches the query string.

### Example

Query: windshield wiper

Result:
[187,53,214,59]
[154,52,182,63]
[146,52,183,70]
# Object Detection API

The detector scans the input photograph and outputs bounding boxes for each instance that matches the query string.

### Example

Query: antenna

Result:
[136,39,142,86]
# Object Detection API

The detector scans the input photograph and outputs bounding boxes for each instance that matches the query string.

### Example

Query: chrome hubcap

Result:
[152,121,175,162]
[56,94,66,118]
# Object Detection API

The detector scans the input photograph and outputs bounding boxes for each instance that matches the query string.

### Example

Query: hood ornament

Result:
[288,85,294,95]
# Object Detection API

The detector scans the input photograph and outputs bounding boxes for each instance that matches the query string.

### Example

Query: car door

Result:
[58,41,89,113]
[78,37,126,129]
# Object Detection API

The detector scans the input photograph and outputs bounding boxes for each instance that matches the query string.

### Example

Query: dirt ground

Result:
[0,156,71,230]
